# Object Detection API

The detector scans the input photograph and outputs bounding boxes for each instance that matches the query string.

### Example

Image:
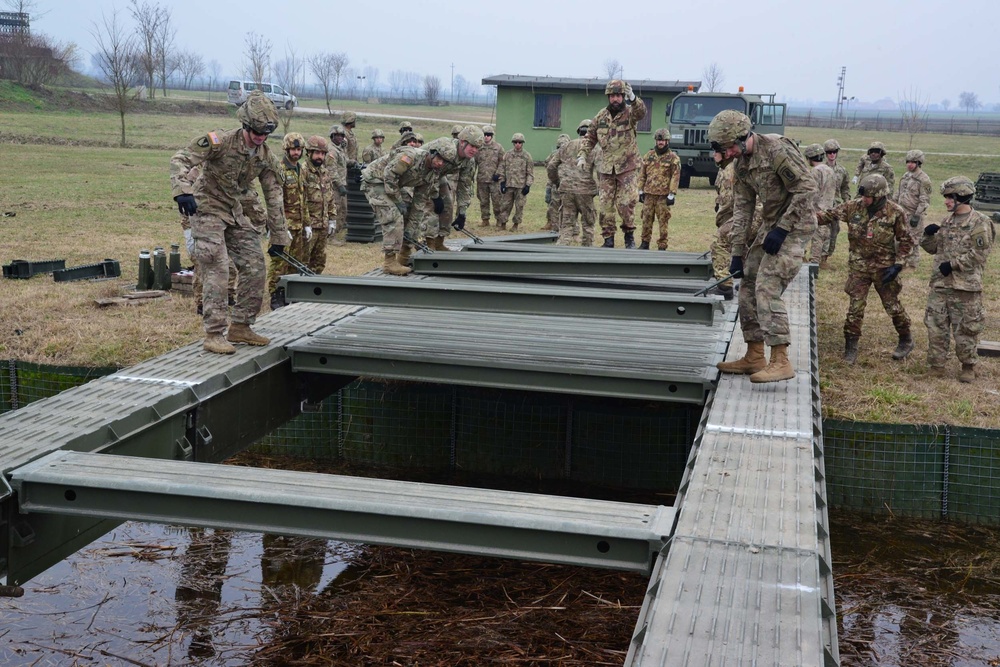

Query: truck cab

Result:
[667,91,786,188]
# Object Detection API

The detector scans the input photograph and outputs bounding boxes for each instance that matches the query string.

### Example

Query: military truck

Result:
[666,90,787,188]
[973,172,1000,212]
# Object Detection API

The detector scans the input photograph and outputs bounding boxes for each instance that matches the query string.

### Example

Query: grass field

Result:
[1,86,998,427]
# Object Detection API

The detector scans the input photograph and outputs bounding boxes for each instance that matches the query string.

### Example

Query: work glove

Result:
[183,228,194,254]
[879,263,902,286]
[174,194,197,216]
[909,215,920,228]
[666,193,676,206]
[395,201,409,218]
[624,82,635,103]
[728,256,744,279]
[267,244,285,258]
[354,172,363,184]
[327,220,336,235]
[451,213,466,231]
[492,173,500,182]
[303,226,313,241]
[338,185,348,195]
[923,224,940,236]
[638,191,645,204]
[762,227,788,255]
[432,197,445,214]
[545,186,551,204]
[521,185,530,196]
[851,176,859,185]
[500,181,507,194]
[939,261,953,277]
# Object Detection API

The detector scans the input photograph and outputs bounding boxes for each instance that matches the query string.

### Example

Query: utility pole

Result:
[835,66,846,119]
[450,62,455,103]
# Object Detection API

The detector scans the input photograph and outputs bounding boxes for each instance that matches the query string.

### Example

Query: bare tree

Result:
[453,74,473,105]
[207,59,221,99]
[309,52,337,114]
[274,46,303,132]
[403,71,421,100]
[91,9,140,146]
[243,31,271,85]
[176,50,204,89]
[958,91,981,115]
[330,51,349,98]
[388,69,405,98]
[153,6,175,96]
[898,87,928,148]
[363,65,379,99]
[702,62,725,93]
[128,0,165,98]
[940,98,951,111]
[424,74,441,105]
[603,58,622,79]
[0,0,75,88]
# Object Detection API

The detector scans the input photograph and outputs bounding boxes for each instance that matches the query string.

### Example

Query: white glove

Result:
[183,228,194,255]
[576,155,586,169]
[327,219,336,235]
[851,176,858,185]
[666,193,675,205]
[624,82,636,102]
[304,225,313,241]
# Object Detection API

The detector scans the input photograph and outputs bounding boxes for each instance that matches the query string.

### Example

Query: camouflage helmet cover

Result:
[940,176,975,197]
[371,129,385,139]
[511,132,526,143]
[577,118,592,132]
[399,120,413,132]
[822,138,841,152]
[457,125,485,149]
[654,128,670,141]
[329,124,346,137]
[482,124,495,134]
[282,132,306,150]
[423,137,458,165]
[858,174,889,198]
[451,124,464,136]
[411,132,425,144]
[803,143,825,160]
[556,133,571,148]
[707,110,752,150]
[305,135,328,152]
[237,90,279,135]
[342,111,357,124]
[905,149,925,164]
[605,79,626,95]
[868,141,886,154]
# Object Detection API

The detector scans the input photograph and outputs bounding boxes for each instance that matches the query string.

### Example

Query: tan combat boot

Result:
[383,253,412,276]
[959,363,976,383]
[203,333,236,355]
[227,323,270,346]
[428,236,450,251]
[397,244,413,266]
[750,344,795,383]
[717,340,767,374]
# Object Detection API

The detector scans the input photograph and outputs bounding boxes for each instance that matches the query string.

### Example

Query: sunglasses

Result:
[484,133,494,137]
[512,141,524,144]
[825,150,839,155]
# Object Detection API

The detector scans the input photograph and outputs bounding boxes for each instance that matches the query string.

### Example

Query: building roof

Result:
[482,74,701,94]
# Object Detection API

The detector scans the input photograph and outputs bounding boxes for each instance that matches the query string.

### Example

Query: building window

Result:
[637,97,654,132]
[534,94,562,128]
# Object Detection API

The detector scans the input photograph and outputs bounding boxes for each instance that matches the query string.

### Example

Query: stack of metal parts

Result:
[344,166,381,244]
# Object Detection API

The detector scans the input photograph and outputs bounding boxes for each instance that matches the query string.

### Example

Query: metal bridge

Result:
[0,241,837,665]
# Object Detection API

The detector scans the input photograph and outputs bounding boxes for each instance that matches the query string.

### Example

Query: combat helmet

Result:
[707,110,752,151]
[305,135,328,153]
[868,141,886,155]
[237,90,279,135]
[329,124,346,138]
[282,132,306,150]
[423,137,458,165]
[803,143,825,160]
[858,174,889,198]
[457,125,485,149]
[451,124,464,137]
[654,128,670,142]
[577,119,591,133]
[482,124,495,135]
[905,149,925,165]
[940,176,975,198]
[371,129,385,139]
[399,120,413,133]
[556,133,571,148]
[605,79,626,95]
[822,138,841,153]
[411,132,425,145]
[342,111,357,125]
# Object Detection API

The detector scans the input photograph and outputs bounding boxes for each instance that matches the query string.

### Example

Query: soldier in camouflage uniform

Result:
[474,124,505,227]
[803,143,837,266]
[427,125,468,247]
[822,139,852,266]
[361,138,456,275]
[362,129,387,163]
[578,79,646,248]
[170,90,291,354]
[178,165,239,314]
[424,125,484,249]
[303,135,337,275]
[326,124,350,243]
[496,132,533,230]
[543,134,571,232]
[921,176,995,382]
[399,120,413,135]
[547,120,598,246]
[266,132,312,309]
[712,160,737,299]
[341,111,360,168]
[710,110,818,383]
[638,128,681,250]
[854,141,895,199]
[817,174,914,363]
[896,149,933,268]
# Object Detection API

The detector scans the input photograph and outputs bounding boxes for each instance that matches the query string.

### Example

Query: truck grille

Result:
[684,129,708,146]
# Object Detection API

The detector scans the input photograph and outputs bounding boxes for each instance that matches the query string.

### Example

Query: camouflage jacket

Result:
[812,163,837,211]
[362,142,387,164]
[896,169,932,222]
[345,128,359,166]
[304,158,336,223]
[731,133,818,256]
[638,149,680,195]
[715,162,735,228]
[475,140,505,183]
[920,209,994,292]
[829,161,851,205]
[546,137,597,196]
[436,138,476,214]
[279,157,309,229]
[498,149,534,188]
[818,198,912,272]
[544,148,561,188]
[579,98,647,175]
[326,142,349,187]
[363,147,441,203]
[855,156,895,198]
[170,127,290,244]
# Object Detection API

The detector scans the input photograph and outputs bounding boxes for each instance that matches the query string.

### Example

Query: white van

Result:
[227,80,297,110]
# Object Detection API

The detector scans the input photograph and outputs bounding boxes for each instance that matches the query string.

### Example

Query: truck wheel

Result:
[679,167,692,190]
[708,171,718,187]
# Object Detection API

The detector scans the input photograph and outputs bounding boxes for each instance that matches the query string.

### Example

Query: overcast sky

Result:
[37,0,999,108]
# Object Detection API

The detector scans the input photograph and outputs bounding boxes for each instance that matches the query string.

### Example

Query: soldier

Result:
[896,149,933,268]
[170,89,291,354]
[326,124,350,242]
[450,124,463,139]
[921,176,995,382]
[543,134,571,232]
[474,124,504,227]
[547,119,598,246]
[822,138,852,266]
[428,124,470,248]
[426,125,484,249]
[637,128,681,250]
[496,132,533,230]
[361,137,456,275]
[817,174,914,364]
[362,129,387,163]
[711,160,736,300]
[399,120,413,135]
[266,132,311,310]
[710,109,817,383]
[303,135,337,275]
[341,111,360,167]
[803,143,837,266]
[854,141,895,198]
[577,79,647,248]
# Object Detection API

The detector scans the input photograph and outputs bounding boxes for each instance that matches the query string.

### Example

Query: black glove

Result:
[880,264,903,286]
[715,203,720,213]
[354,173,363,184]
[267,244,285,258]
[492,174,500,182]
[338,185,348,196]
[729,256,744,279]
[762,227,788,255]
[521,185,530,196]
[174,194,197,216]
[545,186,551,204]
[432,197,445,214]
[924,224,940,236]
[939,261,953,277]
[909,215,920,228]
[500,181,507,194]
[638,192,645,204]
[451,213,466,231]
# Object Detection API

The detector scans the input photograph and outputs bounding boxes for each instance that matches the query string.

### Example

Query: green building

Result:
[481,75,701,158]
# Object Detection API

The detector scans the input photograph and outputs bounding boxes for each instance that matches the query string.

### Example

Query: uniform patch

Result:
[207,132,221,145]
[197,137,210,148]
[977,235,985,247]
[400,154,413,165]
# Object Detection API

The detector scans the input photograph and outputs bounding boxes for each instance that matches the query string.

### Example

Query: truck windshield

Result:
[670,97,747,125]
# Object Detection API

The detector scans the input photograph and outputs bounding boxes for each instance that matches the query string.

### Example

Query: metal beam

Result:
[411,250,715,279]
[12,451,675,573]
[460,243,711,260]
[281,276,721,325]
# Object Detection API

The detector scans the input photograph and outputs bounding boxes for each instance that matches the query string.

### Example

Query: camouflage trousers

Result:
[843,267,911,338]
[266,226,311,295]
[428,179,455,240]
[306,221,329,274]
[808,224,831,263]
[824,219,841,258]
[738,227,812,346]
[190,216,266,335]
[597,170,639,237]
[330,191,349,241]
[925,288,985,368]
[640,195,673,249]
[557,193,596,246]
[900,217,922,267]
[712,220,734,288]
[193,262,237,309]
[545,190,562,231]
[365,184,422,255]
[497,188,527,228]
[477,180,502,223]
